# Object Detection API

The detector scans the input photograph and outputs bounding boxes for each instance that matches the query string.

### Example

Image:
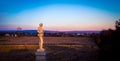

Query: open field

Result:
[0,37,99,61]
[0,37,95,45]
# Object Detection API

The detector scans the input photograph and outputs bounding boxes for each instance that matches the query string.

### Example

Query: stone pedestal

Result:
[35,49,46,61]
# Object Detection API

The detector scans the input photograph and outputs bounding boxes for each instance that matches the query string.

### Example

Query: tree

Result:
[17,27,22,31]
[115,19,120,30]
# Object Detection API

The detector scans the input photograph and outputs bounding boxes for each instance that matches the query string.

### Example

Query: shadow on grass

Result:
[46,45,99,61]
[0,44,99,61]
[0,49,35,61]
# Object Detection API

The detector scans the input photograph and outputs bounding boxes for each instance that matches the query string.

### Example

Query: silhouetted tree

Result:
[98,19,120,61]
[15,27,24,36]
[115,19,120,30]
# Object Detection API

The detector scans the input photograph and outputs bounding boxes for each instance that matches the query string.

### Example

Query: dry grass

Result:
[0,36,93,45]
[0,36,99,61]
[0,36,97,52]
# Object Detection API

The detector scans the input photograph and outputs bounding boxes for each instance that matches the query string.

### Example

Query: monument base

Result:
[35,49,46,61]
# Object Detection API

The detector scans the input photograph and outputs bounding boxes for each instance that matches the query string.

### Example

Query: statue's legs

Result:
[39,37,44,50]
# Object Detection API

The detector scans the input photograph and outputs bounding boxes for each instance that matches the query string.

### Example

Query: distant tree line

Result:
[1,31,101,38]
[0,31,98,37]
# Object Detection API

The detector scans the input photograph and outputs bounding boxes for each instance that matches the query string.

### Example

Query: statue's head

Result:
[39,23,43,27]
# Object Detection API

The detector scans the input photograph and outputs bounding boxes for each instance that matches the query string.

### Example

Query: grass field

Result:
[0,36,99,61]
[0,36,94,45]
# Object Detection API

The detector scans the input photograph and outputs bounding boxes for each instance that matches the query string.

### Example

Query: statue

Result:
[37,23,44,51]
[35,23,46,61]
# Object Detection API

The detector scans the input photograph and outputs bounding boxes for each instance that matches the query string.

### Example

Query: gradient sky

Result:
[0,0,120,31]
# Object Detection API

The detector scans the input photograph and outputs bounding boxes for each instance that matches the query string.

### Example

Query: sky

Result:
[0,0,120,31]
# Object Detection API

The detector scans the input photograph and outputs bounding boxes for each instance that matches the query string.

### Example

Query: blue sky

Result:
[0,0,120,31]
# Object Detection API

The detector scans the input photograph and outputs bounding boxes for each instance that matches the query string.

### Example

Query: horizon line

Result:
[0,29,105,31]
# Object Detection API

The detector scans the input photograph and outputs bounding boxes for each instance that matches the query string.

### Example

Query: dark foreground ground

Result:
[0,37,99,61]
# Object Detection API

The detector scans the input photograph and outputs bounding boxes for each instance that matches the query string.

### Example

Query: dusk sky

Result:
[0,0,120,31]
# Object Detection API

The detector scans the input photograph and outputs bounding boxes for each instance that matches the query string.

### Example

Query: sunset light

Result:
[1,0,120,31]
